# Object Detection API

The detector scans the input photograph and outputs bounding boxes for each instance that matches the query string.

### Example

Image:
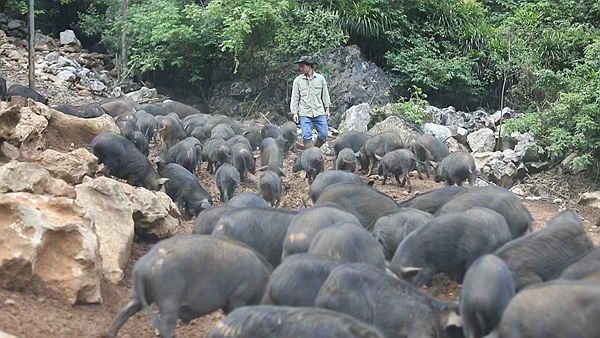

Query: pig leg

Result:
[226,186,235,203]
[101,166,112,178]
[153,284,188,338]
[381,171,388,185]
[105,298,143,337]
[219,186,226,203]
[156,302,181,338]
[405,174,412,193]
[468,174,476,187]
[416,162,425,179]
[368,157,375,176]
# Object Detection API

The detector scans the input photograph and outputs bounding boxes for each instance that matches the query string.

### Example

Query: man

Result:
[290,55,331,148]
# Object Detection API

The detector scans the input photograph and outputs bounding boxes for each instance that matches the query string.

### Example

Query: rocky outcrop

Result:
[7,100,51,150]
[0,102,20,141]
[338,102,372,132]
[1,100,118,152]
[35,148,99,184]
[0,161,75,197]
[75,177,135,284]
[210,45,393,126]
[0,192,103,305]
[73,177,179,284]
[577,192,600,209]
[322,45,393,125]
[121,183,180,238]
[44,108,118,151]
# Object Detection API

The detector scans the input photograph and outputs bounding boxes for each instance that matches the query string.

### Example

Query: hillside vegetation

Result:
[4,0,600,172]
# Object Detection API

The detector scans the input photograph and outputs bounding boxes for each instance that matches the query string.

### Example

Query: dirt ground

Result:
[2,145,600,338]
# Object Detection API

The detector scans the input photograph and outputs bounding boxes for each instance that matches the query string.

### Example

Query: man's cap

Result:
[293,56,317,65]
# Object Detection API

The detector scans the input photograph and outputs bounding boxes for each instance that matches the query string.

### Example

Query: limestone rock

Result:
[9,100,51,150]
[0,104,20,140]
[125,86,158,102]
[0,161,74,197]
[0,161,49,194]
[0,29,7,45]
[75,177,134,284]
[338,102,371,132]
[467,128,496,153]
[0,330,18,338]
[7,19,22,30]
[473,151,504,176]
[59,30,82,53]
[44,176,76,198]
[122,184,180,238]
[36,148,99,184]
[423,123,452,142]
[57,70,77,83]
[445,137,469,153]
[43,108,118,151]
[447,125,469,145]
[34,32,57,51]
[0,192,102,305]
[369,114,420,146]
[578,192,600,209]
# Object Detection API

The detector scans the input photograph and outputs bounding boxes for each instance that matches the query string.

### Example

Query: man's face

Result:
[299,63,311,75]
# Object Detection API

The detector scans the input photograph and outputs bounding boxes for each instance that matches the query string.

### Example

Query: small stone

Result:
[4,298,16,305]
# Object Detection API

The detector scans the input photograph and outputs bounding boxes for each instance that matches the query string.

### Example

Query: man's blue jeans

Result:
[299,115,328,143]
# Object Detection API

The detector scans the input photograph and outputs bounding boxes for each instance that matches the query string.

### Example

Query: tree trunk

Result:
[119,0,130,76]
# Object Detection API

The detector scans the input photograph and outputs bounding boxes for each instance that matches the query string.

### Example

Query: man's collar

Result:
[302,71,315,80]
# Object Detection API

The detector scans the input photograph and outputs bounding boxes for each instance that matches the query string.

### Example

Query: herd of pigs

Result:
[2,79,600,338]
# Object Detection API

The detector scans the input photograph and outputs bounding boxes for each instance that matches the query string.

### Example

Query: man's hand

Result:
[325,108,330,120]
[292,114,299,124]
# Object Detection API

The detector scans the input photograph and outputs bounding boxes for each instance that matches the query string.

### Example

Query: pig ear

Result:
[443,310,462,328]
[375,154,382,161]
[277,167,286,177]
[157,177,169,185]
[201,200,212,210]
[257,166,267,172]
[400,266,422,279]
[354,152,361,158]
[253,154,260,159]
[429,161,438,168]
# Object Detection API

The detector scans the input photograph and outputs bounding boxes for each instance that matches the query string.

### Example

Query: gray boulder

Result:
[338,102,372,132]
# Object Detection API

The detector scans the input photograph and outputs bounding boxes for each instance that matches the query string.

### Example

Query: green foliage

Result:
[386,38,485,108]
[505,41,600,169]
[325,0,392,39]
[383,0,490,108]
[197,0,292,74]
[388,86,431,126]
[5,0,29,15]
[77,3,107,38]
[126,0,203,72]
[13,0,600,173]
[271,5,348,61]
